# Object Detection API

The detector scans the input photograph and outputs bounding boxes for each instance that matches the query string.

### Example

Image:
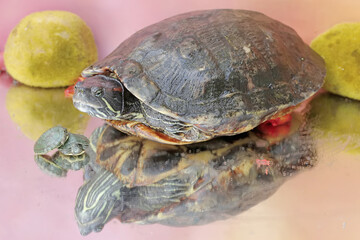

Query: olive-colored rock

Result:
[311,23,360,100]
[4,11,97,87]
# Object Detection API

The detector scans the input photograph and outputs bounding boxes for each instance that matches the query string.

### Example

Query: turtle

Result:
[74,111,317,235]
[33,126,90,177]
[73,9,326,145]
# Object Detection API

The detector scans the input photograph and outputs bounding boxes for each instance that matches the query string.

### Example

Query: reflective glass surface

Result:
[1,1,360,239]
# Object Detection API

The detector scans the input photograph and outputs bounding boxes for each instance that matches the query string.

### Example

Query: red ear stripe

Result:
[113,87,123,92]
[64,76,85,98]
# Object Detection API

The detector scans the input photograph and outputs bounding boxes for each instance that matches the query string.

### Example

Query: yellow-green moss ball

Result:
[311,23,360,100]
[4,11,97,87]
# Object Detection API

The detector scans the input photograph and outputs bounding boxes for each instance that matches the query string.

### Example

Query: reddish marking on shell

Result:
[107,120,190,145]
[64,77,85,98]
[113,87,123,92]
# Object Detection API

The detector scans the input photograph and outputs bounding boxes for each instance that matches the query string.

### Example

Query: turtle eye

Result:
[92,87,104,97]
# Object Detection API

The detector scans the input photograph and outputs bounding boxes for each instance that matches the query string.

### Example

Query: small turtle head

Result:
[73,75,124,120]
[75,169,123,235]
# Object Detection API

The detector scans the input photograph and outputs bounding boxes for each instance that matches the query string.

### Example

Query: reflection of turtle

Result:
[33,126,90,177]
[74,113,316,235]
[73,9,325,144]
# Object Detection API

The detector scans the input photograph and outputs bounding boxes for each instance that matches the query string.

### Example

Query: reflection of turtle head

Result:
[73,75,124,120]
[75,169,123,236]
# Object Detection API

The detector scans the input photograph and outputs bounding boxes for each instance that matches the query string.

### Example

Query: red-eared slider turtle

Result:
[34,126,90,177]
[73,9,325,145]
[74,112,316,235]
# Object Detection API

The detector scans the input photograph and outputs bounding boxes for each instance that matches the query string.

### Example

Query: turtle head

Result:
[75,169,124,235]
[73,75,124,120]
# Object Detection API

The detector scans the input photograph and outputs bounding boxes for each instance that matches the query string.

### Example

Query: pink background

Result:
[1,0,360,239]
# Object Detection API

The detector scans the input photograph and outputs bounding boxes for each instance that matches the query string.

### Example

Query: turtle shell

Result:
[82,9,325,134]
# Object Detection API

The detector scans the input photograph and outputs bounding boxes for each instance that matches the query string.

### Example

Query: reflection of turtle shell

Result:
[80,9,325,143]
[75,114,316,235]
